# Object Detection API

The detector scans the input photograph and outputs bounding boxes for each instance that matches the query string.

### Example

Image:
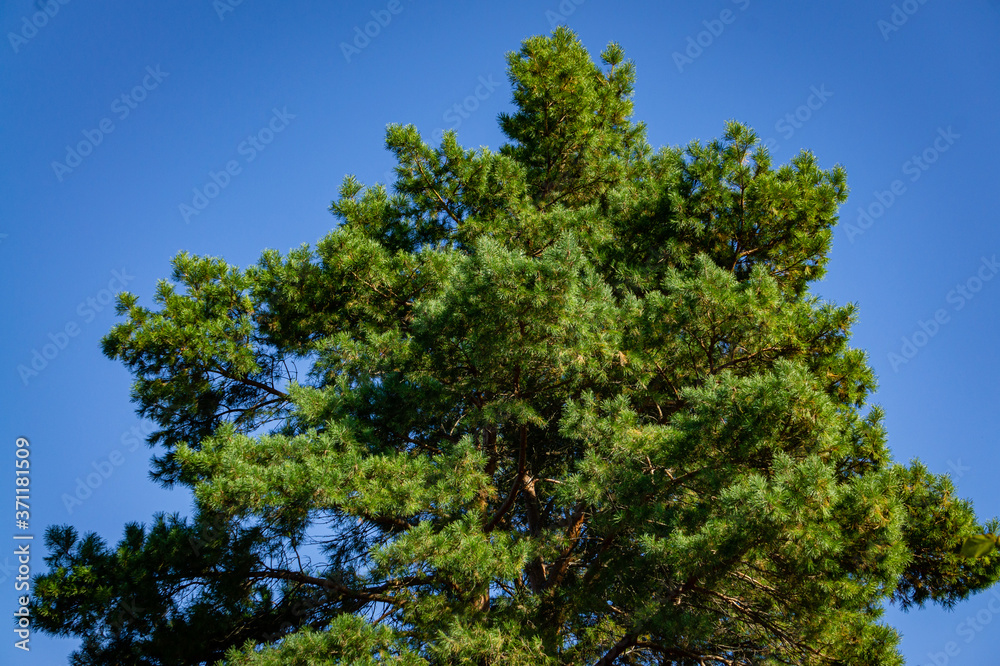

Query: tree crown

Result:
[33,27,999,666]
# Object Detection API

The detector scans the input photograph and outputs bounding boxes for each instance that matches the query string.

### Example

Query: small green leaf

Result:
[959,534,999,558]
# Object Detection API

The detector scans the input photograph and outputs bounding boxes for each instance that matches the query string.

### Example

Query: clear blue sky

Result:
[3,1,999,663]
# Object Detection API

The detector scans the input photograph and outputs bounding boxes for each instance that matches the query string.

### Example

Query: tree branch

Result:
[592,630,638,666]
[484,427,527,533]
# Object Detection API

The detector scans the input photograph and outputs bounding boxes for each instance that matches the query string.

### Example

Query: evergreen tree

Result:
[33,28,1000,665]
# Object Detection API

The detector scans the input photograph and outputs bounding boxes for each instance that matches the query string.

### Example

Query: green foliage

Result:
[960,534,1000,558]
[33,26,999,665]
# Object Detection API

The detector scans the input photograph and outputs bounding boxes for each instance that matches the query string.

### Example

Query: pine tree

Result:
[33,27,1000,665]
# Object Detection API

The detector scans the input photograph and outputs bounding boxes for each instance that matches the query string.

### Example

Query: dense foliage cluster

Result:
[33,28,999,665]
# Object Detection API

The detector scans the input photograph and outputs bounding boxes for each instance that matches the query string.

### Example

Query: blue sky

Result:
[2,1,999,663]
